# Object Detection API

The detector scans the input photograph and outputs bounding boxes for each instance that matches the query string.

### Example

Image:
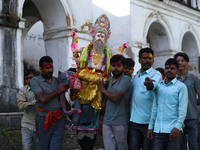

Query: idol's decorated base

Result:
[65,122,98,134]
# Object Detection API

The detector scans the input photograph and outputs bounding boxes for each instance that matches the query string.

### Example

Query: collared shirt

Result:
[18,85,37,131]
[176,72,200,120]
[103,73,131,125]
[148,78,188,133]
[130,67,162,124]
[30,74,61,116]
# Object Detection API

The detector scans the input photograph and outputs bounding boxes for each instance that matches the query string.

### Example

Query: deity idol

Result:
[66,13,129,132]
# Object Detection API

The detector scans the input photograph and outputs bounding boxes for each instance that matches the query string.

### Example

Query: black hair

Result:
[24,69,36,76]
[39,56,53,67]
[174,52,189,62]
[124,58,135,67]
[165,58,179,69]
[110,54,126,66]
[67,68,77,73]
[139,47,154,59]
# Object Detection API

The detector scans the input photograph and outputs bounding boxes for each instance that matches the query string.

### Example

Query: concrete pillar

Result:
[0,0,24,112]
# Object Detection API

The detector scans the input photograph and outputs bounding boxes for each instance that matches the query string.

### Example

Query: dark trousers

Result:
[128,122,153,150]
[182,119,198,150]
[77,131,97,150]
[198,121,200,150]
[154,132,182,150]
[35,115,65,150]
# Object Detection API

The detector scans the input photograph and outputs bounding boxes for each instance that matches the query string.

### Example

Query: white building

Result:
[0,0,200,114]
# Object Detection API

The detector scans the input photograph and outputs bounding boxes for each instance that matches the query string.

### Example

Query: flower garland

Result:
[87,42,107,76]
[70,91,77,101]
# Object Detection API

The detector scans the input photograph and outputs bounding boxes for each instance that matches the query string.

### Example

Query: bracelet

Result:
[72,37,78,43]
[56,90,61,95]
[99,121,103,124]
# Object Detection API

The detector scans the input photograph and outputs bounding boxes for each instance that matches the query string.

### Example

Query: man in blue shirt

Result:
[147,58,188,150]
[174,52,200,150]
[129,48,162,150]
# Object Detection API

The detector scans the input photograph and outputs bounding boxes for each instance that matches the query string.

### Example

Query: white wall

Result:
[23,21,46,72]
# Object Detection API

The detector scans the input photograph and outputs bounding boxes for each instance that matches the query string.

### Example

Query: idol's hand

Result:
[122,42,129,49]
[71,31,77,38]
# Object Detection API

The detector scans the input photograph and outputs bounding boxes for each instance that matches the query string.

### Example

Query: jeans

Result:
[21,127,41,150]
[103,124,128,150]
[128,122,153,150]
[154,132,182,150]
[182,119,198,150]
[35,114,65,150]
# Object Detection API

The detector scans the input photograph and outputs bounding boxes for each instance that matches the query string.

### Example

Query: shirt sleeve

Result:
[30,77,43,95]
[18,87,36,110]
[152,71,162,91]
[174,84,188,130]
[116,76,131,94]
[148,90,158,130]
[194,75,200,91]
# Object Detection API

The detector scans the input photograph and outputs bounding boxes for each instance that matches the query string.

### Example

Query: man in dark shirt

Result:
[97,54,131,150]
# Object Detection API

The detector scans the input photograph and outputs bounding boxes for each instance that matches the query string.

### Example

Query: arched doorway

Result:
[21,0,74,82]
[23,21,45,73]
[147,22,172,70]
[181,31,199,76]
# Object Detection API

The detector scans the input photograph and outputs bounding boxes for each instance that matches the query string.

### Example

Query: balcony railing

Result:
[171,0,200,10]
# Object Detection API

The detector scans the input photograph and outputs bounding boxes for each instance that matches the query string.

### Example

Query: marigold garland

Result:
[70,91,77,101]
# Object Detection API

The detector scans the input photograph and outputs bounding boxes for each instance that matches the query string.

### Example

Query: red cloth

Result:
[69,74,81,90]
[37,107,61,131]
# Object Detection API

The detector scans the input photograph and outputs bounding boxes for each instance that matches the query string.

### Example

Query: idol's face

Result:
[95,32,106,43]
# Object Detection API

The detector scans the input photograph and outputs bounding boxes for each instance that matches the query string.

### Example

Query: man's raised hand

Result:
[144,77,155,90]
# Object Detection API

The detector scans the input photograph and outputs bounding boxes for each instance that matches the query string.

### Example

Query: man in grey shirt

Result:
[97,54,131,150]
[174,52,200,150]
[30,56,69,150]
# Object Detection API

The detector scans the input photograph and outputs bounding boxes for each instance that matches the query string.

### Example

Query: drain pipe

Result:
[0,112,24,116]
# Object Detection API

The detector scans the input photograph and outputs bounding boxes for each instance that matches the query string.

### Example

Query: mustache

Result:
[166,72,172,74]
[144,62,150,65]
[94,38,104,43]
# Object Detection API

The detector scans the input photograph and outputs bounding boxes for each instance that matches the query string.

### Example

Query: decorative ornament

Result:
[90,13,111,39]
[91,49,104,65]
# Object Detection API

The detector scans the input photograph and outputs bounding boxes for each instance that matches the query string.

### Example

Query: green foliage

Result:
[0,123,22,149]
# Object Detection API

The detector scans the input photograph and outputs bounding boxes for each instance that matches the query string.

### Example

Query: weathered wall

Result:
[0,0,21,112]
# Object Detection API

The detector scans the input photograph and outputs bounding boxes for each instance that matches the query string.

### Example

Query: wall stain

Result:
[72,15,76,26]
[137,45,142,49]
[148,12,156,18]
[45,22,55,30]
[81,22,92,31]
[66,14,71,27]
[187,65,196,71]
